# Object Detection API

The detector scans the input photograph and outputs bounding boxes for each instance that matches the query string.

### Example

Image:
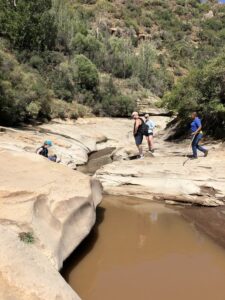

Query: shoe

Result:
[149,149,154,153]
[204,150,209,157]
[139,155,144,160]
[190,156,197,160]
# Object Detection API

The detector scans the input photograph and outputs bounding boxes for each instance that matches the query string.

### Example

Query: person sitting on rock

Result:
[144,114,155,153]
[36,140,52,158]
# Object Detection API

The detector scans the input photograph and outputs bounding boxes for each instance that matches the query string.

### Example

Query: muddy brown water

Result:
[62,197,225,300]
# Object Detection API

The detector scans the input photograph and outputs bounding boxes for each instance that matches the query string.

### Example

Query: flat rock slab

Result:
[96,150,225,207]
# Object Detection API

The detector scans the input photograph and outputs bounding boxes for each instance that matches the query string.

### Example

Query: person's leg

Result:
[192,135,198,158]
[195,134,207,154]
[137,144,143,156]
[149,134,154,151]
[135,135,143,157]
[146,136,151,151]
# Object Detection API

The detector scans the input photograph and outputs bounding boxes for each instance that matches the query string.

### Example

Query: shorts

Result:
[135,134,143,145]
[147,132,153,136]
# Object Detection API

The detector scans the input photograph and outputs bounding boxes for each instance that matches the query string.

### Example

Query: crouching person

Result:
[36,140,52,158]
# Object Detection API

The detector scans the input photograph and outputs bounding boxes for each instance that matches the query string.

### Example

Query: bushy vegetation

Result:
[0,0,225,135]
[163,53,225,138]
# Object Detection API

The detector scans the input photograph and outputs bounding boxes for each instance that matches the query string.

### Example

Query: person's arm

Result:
[134,119,141,136]
[36,147,43,155]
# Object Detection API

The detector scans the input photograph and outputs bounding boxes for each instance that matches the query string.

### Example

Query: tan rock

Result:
[0,149,102,300]
[95,148,225,207]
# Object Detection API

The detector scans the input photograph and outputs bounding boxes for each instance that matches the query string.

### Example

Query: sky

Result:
[219,0,225,3]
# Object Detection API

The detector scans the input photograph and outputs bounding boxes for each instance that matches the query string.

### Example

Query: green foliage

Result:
[0,45,51,125]
[101,37,135,79]
[134,43,173,97]
[71,33,103,63]
[73,54,99,91]
[49,61,76,101]
[50,99,91,119]
[0,0,57,50]
[19,232,35,244]
[0,0,225,124]
[101,94,136,117]
[163,53,225,137]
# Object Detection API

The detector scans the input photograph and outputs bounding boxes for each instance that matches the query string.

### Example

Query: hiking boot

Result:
[190,156,197,160]
[204,150,209,157]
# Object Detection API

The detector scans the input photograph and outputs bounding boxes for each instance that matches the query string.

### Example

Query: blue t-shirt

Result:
[191,117,201,133]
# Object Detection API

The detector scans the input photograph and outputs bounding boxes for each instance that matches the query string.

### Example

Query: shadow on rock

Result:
[61,206,105,281]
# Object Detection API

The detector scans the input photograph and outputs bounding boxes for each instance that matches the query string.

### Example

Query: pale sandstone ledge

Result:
[95,150,225,207]
[0,149,102,300]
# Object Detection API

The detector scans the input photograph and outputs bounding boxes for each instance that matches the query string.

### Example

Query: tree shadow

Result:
[61,206,105,281]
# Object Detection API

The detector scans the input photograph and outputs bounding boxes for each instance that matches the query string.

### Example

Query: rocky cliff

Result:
[0,149,102,300]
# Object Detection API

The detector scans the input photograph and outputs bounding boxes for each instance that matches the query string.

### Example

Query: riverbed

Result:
[62,196,225,300]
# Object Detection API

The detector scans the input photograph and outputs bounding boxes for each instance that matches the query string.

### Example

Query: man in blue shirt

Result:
[190,112,208,159]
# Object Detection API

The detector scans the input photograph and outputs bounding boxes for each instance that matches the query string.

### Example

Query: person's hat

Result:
[44,140,52,146]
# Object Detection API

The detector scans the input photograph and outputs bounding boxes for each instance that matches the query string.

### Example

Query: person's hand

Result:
[191,132,196,136]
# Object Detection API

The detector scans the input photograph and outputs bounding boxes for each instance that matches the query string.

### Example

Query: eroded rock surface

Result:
[95,138,225,207]
[0,150,102,300]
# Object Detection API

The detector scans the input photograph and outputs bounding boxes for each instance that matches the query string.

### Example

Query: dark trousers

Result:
[192,133,206,157]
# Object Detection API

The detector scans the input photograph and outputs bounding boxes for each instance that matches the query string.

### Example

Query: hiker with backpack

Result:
[144,114,156,153]
[132,112,149,159]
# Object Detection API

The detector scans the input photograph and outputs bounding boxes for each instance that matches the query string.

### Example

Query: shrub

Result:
[163,53,225,137]
[19,232,35,244]
[0,48,51,125]
[0,0,57,50]
[71,33,103,63]
[73,54,99,91]
[101,94,136,117]
[102,37,135,79]
[49,61,75,101]
[134,42,173,96]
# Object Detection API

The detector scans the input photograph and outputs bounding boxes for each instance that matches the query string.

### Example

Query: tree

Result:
[0,0,57,50]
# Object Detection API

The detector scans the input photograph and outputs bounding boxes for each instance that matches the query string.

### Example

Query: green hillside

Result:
[0,0,224,136]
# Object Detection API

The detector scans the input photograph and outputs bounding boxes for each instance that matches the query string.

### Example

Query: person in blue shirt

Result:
[190,112,208,159]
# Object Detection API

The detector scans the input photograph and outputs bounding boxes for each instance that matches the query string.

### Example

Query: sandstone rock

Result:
[136,96,171,116]
[95,148,225,207]
[0,149,102,300]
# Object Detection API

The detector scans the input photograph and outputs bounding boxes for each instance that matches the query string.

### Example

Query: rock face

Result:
[0,149,102,300]
[95,145,225,207]
[136,96,170,116]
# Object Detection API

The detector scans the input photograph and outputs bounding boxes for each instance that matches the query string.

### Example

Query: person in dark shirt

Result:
[132,112,144,159]
[190,112,208,159]
[36,140,52,158]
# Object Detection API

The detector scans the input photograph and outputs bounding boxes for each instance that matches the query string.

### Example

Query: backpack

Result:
[139,118,149,136]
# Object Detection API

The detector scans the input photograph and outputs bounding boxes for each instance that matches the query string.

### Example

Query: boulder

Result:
[0,149,102,300]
